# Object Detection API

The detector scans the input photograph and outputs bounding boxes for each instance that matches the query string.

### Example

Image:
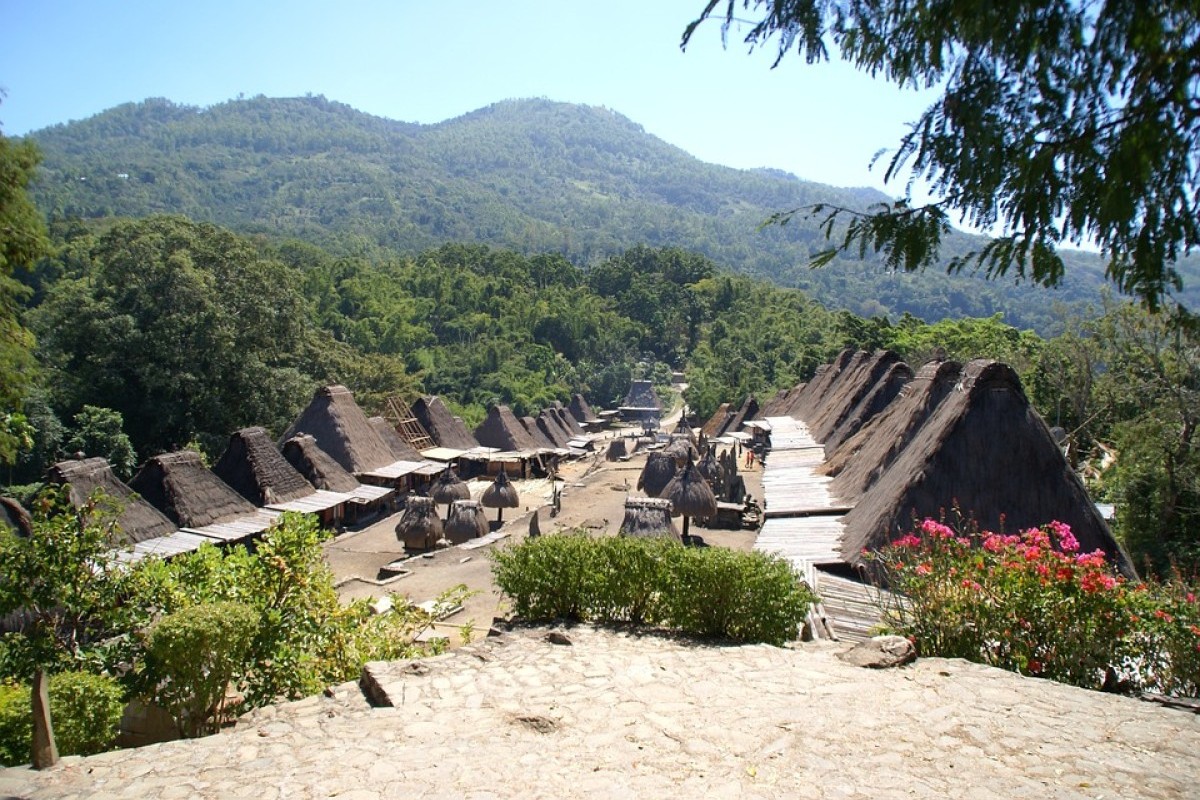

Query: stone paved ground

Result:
[4,625,1198,799]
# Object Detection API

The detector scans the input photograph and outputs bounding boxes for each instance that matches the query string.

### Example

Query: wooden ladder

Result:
[384,396,436,451]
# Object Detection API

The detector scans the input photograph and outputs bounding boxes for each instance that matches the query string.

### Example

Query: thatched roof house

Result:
[620,380,661,415]
[412,396,480,451]
[823,360,962,501]
[213,427,319,507]
[807,350,899,443]
[48,457,177,545]
[280,385,410,475]
[838,359,1133,575]
[550,401,585,436]
[474,405,542,453]
[725,396,760,434]
[130,450,258,528]
[701,403,734,438]
[784,347,857,419]
[281,435,362,493]
[822,359,914,455]
[618,497,679,541]
[368,417,425,462]
[569,393,601,426]
[521,416,559,451]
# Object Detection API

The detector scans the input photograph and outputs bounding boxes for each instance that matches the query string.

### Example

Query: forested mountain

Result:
[28,95,1191,333]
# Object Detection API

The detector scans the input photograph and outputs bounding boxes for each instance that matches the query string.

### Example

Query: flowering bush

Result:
[873,518,1200,696]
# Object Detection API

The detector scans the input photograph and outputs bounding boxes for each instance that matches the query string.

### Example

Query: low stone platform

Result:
[3,625,1198,799]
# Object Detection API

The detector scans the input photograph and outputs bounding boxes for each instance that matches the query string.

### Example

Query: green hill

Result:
[25,95,1196,331]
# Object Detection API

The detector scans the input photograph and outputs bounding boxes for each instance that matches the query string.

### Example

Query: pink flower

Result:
[915,563,932,576]
[1047,520,1080,552]
[920,519,954,539]
[983,535,1005,553]
[893,534,922,549]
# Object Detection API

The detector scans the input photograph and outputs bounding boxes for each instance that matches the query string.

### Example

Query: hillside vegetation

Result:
[29,95,1196,333]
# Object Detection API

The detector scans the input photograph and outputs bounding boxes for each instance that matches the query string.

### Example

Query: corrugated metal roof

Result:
[756,517,845,565]
[119,531,213,563]
[421,447,466,462]
[180,509,281,543]
[265,489,351,514]
[347,484,393,504]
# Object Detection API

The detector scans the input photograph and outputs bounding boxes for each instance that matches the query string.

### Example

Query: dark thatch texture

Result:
[130,450,258,528]
[701,403,734,438]
[605,439,629,462]
[281,435,361,493]
[474,405,542,453]
[839,359,1134,576]
[618,497,679,541]
[807,350,903,443]
[760,387,794,418]
[480,469,520,523]
[539,409,576,446]
[637,452,677,498]
[664,437,698,466]
[725,395,760,434]
[47,457,176,545]
[212,427,314,507]
[697,449,723,488]
[430,468,471,509]
[550,402,585,436]
[368,417,424,461]
[784,347,857,419]
[0,497,32,537]
[280,385,404,474]
[662,457,718,540]
[395,496,443,551]
[412,396,481,451]
[823,360,962,502]
[569,393,601,425]
[822,360,914,455]
[445,500,488,543]
[621,380,661,411]
[518,416,555,451]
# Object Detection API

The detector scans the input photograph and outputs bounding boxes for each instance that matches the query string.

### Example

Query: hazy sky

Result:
[0,0,936,195]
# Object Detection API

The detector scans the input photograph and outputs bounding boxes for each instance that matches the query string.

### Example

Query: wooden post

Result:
[31,668,58,769]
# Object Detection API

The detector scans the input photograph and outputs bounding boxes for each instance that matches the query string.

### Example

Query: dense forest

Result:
[26,96,1198,334]
[1,95,1196,575]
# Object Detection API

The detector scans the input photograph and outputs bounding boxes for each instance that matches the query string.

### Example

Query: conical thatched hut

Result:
[637,452,677,498]
[823,360,962,502]
[48,457,177,545]
[429,467,470,519]
[822,359,914,455]
[395,496,443,551]
[569,393,601,427]
[480,469,520,523]
[445,500,488,543]
[618,497,679,541]
[697,448,722,487]
[662,457,718,541]
[212,428,316,508]
[664,436,697,465]
[280,385,408,475]
[474,405,542,453]
[839,359,1134,576]
[412,396,480,451]
[130,450,259,528]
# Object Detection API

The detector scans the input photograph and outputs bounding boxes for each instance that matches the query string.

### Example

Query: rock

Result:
[545,631,573,646]
[836,635,916,669]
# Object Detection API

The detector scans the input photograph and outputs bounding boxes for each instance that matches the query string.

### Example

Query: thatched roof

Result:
[445,500,488,543]
[760,388,794,418]
[130,450,259,528]
[569,393,601,425]
[807,350,902,443]
[824,360,962,502]
[212,427,315,507]
[785,347,857,418]
[662,458,718,519]
[368,417,424,461]
[281,435,361,494]
[725,395,760,434]
[621,380,661,411]
[822,360,914,455]
[0,497,32,537]
[474,405,542,453]
[395,496,443,551]
[839,359,1134,576]
[618,497,679,541]
[701,403,733,438]
[664,437,697,465]
[539,409,575,446]
[550,401,585,435]
[280,385,405,474]
[529,415,565,449]
[430,468,471,506]
[412,396,481,451]
[47,457,177,545]
[605,439,629,462]
[637,452,677,498]
[480,469,520,509]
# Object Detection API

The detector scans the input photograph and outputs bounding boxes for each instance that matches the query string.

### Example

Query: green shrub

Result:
[492,533,815,645]
[0,672,124,766]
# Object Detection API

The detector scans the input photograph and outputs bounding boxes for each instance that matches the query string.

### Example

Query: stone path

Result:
[4,625,1198,799]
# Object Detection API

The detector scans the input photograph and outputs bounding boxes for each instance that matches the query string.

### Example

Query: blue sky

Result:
[0,0,935,194]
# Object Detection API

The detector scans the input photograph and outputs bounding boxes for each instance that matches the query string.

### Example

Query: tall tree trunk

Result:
[31,667,58,769]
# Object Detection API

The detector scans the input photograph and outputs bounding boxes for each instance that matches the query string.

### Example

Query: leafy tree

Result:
[63,406,137,481]
[684,1,1199,309]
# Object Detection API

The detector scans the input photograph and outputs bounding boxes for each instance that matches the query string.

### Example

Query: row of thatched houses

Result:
[36,386,606,562]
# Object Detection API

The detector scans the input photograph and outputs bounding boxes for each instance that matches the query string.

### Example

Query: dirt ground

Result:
[323,427,765,645]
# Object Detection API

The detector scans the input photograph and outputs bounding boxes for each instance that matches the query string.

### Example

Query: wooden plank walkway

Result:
[754,416,882,641]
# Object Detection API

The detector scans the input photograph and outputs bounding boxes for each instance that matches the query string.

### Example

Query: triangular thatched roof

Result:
[701,403,733,438]
[725,395,760,434]
[520,416,557,450]
[824,360,962,502]
[806,350,890,441]
[367,417,424,461]
[822,360,914,455]
[0,497,31,537]
[474,405,542,453]
[130,450,258,528]
[281,435,361,494]
[412,396,480,450]
[395,496,443,551]
[212,427,314,507]
[759,387,794,418]
[48,457,177,545]
[445,499,488,543]
[535,410,572,448]
[839,359,1134,575]
[621,380,661,411]
[549,402,585,436]
[785,347,857,418]
[569,393,601,425]
[280,385,405,474]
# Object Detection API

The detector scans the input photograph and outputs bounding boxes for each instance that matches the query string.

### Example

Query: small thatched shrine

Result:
[48,457,177,545]
[618,497,679,541]
[412,396,481,451]
[662,457,718,541]
[445,500,488,543]
[480,469,520,524]
[395,496,444,552]
[637,452,677,498]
